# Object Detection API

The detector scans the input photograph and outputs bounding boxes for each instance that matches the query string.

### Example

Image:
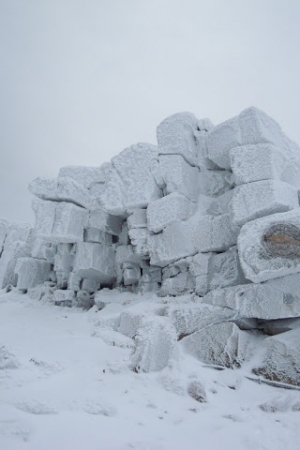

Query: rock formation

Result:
[1,107,300,386]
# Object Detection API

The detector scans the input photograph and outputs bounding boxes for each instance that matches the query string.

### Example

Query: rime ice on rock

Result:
[206,107,300,170]
[102,144,161,215]
[58,164,108,189]
[32,199,88,243]
[15,257,51,290]
[73,242,116,284]
[147,193,195,233]
[229,144,300,188]
[231,180,298,226]
[159,155,199,202]
[29,176,91,209]
[149,221,197,267]
[131,316,178,372]
[253,328,300,386]
[193,213,239,253]
[200,274,300,320]
[157,112,199,167]
[182,322,253,368]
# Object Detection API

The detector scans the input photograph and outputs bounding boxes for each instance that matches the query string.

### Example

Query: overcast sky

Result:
[1,0,300,223]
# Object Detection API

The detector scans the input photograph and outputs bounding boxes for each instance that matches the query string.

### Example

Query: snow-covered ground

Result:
[0,291,299,450]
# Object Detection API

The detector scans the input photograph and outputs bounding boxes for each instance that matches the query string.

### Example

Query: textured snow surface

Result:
[1,291,300,450]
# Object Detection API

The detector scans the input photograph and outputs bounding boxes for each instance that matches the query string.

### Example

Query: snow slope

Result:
[0,290,300,450]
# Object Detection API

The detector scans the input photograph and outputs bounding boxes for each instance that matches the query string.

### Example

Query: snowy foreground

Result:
[1,291,300,450]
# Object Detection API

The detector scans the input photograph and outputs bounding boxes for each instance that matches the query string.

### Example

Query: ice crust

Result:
[2,106,300,384]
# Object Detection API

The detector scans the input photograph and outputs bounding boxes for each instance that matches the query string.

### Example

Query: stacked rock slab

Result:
[1,107,300,384]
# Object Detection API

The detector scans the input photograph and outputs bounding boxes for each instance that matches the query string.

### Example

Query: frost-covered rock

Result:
[229,143,300,189]
[53,289,75,306]
[193,213,239,253]
[29,176,91,209]
[206,107,300,169]
[201,274,300,320]
[190,247,247,296]
[0,219,8,254]
[157,112,199,167]
[182,322,254,368]
[159,271,194,297]
[159,155,199,202]
[127,209,147,230]
[0,240,31,288]
[131,316,178,372]
[32,199,88,243]
[198,169,234,197]
[118,302,163,339]
[58,164,108,189]
[73,242,116,284]
[101,144,161,215]
[88,209,123,236]
[238,209,300,283]
[84,228,113,245]
[253,328,300,387]
[149,221,197,267]
[147,192,195,233]
[15,257,51,290]
[166,303,236,339]
[231,180,298,227]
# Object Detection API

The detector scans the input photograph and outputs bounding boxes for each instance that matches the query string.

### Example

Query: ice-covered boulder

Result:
[182,322,254,368]
[159,155,199,202]
[118,302,164,339]
[29,176,91,209]
[15,257,51,290]
[166,303,236,339]
[131,316,178,372]
[230,143,300,189]
[238,209,300,283]
[200,274,300,320]
[206,107,300,170]
[190,246,247,296]
[231,180,298,227]
[58,164,108,189]
[193,213,239,253]
[32,198,88,243]
[149,221,197,267]
[73,242,116,284]
[253,328,300,387]
[159,271,194,297]
[88,209,123,236]
[157,112,199,167]
[101,143,161,215]
[198,169,234,197]
[147,192,195,233]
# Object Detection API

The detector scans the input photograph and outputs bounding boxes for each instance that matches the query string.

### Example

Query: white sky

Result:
[1,0,300,223]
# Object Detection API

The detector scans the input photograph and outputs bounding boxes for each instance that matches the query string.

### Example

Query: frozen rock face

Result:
[253,329,300,386]
[101,143,162,215]
[130,316,178,372]
[2,106,300,383]
[182,322,254,368]
[157,112,199,166]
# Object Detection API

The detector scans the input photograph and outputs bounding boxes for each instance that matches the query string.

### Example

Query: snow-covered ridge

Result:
[1,107,300,387]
